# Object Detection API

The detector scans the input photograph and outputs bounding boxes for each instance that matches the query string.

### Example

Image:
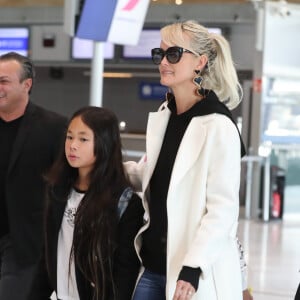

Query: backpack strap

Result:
[118,187,133,219]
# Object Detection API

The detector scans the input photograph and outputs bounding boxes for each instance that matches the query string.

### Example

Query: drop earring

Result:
[193,70,205,98]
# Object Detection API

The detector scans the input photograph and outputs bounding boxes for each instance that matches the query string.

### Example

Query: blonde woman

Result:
[125,20,250,300]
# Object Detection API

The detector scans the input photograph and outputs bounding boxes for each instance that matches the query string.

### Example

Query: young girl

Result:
[30,106,143,300]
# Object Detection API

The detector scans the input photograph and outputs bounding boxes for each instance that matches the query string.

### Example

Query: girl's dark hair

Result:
[46,106,129,300]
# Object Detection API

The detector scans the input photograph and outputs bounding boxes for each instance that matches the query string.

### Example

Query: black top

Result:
[0,116,23,238]
[141,91,245,290]
[141,97,192,274]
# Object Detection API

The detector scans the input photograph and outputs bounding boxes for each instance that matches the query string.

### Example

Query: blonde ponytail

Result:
[205,32,242,109]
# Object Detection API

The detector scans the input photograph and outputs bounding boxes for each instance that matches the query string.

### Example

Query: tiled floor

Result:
[238,215,300,300]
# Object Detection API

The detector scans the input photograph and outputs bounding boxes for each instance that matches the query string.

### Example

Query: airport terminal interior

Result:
[1,0,300,299]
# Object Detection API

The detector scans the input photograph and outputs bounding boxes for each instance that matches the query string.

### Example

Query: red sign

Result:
[253,78,262,93]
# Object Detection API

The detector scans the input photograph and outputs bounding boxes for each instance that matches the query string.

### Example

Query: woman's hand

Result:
[173,280,195,300]
[243,289,253,300]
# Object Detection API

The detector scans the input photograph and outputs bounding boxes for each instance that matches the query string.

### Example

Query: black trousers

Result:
[0,235,38,300]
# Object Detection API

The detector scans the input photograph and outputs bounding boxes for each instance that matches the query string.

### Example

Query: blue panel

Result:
[0,38,28,51]
[139,82,168,100]
[76,0,118,41]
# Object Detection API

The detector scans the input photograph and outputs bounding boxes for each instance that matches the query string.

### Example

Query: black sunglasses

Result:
[151,46,194,65]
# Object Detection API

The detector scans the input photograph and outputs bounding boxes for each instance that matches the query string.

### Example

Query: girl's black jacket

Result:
[29,191,144,300]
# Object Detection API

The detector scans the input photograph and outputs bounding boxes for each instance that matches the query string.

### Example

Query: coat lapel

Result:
[169,117,207,187]
[8,102,36,175]
[143,108,171,191]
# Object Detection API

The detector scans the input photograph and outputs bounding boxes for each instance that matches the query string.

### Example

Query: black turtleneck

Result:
[0,116,23,238]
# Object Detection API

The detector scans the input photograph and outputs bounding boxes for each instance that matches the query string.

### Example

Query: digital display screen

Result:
[71,37,114,60]
[122,27,223,59]
[123,29,160,59]
[0,27,29,56]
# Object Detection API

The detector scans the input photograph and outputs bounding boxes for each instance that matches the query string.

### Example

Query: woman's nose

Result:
[161,55,168,65]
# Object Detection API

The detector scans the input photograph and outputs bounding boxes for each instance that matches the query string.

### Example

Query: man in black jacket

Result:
[0,52,67,299]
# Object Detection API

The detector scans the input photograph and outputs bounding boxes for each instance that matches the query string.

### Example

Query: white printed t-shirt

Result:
[57,188,84,300]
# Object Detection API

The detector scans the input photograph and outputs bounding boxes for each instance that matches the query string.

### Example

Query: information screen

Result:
[123,29,160,59]
[71,37,114,60]
[0,27,29,56]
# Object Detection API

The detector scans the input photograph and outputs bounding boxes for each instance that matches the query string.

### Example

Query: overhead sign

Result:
[108,0,151,45]
[76,1,118,41]
[75,0,150,46]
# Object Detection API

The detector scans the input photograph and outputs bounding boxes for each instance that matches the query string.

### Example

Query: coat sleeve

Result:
[182,116,241,277]
[123,155,146,192]
[27,247,54,299]
[28,189,59,299]
[114,193,144,300]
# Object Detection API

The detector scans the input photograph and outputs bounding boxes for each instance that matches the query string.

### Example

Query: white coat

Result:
[125,101,243,300]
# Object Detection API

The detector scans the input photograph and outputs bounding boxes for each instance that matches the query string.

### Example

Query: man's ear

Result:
[23,78,32,92]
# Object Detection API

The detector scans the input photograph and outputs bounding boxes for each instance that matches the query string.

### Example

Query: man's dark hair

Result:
[0,51,35,94]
